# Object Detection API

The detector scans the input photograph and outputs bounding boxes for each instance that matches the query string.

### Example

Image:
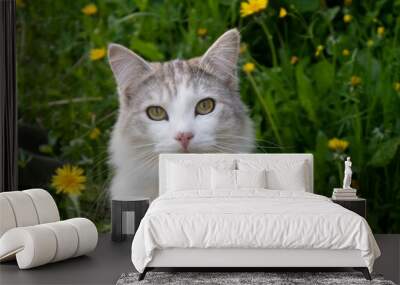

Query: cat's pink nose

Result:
[175,132,194,150]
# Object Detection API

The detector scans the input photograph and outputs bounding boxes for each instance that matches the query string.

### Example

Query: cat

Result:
[107,29,254,199]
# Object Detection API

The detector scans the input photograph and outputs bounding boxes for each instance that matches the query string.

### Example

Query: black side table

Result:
[331,198,366,218]
[111,196,150,242]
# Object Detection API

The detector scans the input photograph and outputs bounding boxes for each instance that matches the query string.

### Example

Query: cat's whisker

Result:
[217,141,283,151]
[86,182,111,214]
[139,156,158,172]
[216,134,283,147]
[213,144,241,153]
[215,143,251,153]
[123,153,158,177]
[89,153,112,168]
[127,142,158,150]
[217,137,282,148]
[210,145,229,154]
[136,151,158,163]
[216,135,254,141]
[87,168,111,181]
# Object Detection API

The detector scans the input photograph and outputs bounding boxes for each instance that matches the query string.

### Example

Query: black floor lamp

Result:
[0,0,18,192]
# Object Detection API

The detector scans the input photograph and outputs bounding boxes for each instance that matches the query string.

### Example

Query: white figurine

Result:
[343,157,353,189]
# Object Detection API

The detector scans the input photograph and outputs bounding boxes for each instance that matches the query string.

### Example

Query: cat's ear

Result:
[108,43,153,92]
[200,29,240,88]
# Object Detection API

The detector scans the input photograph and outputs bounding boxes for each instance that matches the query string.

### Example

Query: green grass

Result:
[16,0,400,233]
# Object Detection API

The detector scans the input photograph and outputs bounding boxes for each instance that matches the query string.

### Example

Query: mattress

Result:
[131,190,380,273]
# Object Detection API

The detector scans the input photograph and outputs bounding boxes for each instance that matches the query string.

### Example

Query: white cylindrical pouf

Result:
[42,221,79,262]
[65,218,98,257]
[0,189,98,269]
[1,191,39,227]
[0,226,57,269]
[0,196,17,237]
[23,189,60,224]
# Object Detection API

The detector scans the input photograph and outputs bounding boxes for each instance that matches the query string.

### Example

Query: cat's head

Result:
[108,29,253,154]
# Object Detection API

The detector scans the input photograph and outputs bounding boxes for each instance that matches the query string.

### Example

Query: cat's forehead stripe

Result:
[160,62,175,98]
[156,60,192,98]
[135,59,226,100]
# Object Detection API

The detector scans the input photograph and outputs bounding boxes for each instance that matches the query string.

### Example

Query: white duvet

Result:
[131,190,380,273]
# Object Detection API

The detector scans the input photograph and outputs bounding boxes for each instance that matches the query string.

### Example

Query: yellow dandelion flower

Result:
[394,82,400,92]
[342,49,350,56]
[344,0,352,6]
[315,45,324,57]
[343,14,352,23]
[279,7,287,18]
[16,0,25,8]
[290,56,299,65]
[351,75,362,87]
[367,39,374,47]
[82,3,98,16]
[243,62,255,74]
[239,43,248,54]
[377,26,385,37]
[89,128,101,140]
[197,28,208,37]
[90,48,106,61]
[240,0,268,18]
[51,165,86,196]
[328,138,349,152]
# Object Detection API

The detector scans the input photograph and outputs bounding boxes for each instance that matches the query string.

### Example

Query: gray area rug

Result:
[116,272,396,285]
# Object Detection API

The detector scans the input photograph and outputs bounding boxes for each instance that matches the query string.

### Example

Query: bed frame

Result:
[139,154,371,280]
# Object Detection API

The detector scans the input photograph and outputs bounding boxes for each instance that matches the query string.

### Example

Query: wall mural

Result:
[16,0,400,233]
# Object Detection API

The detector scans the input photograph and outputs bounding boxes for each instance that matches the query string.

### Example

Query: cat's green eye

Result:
[146,106,168,121]
[195,98,215,116]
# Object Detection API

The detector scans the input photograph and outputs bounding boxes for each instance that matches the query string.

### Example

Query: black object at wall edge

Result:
[0,0,18,192]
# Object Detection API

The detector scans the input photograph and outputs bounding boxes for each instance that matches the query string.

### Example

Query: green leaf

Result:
[295,62,317,123]
[315,131,329,161]
[312,60,334,94]
[356,51,381,81]
[133,0,149,11]
[130,37,164,61]
[369,137,400,167]
[287,0,320,12]
[322,7,340,21]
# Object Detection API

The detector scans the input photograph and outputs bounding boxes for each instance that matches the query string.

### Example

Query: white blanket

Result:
[131,190,380,272]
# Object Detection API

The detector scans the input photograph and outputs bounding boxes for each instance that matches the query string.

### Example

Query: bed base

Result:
[138,248,372,281]
[138,267,371,281]
[354,267,372,280]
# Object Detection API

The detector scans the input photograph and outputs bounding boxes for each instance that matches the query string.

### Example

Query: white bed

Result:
[131,154,380,280]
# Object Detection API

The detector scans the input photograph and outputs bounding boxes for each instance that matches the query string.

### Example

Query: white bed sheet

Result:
[131,190,380,273]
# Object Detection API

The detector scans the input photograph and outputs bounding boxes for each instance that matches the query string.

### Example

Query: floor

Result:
[0,234,134,285]
[0,234,399,285]
[374,234,400,284]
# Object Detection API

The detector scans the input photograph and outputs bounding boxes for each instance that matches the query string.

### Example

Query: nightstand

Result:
[111,196,150,242]
[331,197,366,218]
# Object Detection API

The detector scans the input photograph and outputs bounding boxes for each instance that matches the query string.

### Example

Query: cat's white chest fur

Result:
[109,131,159,199]
[109,160,158,199]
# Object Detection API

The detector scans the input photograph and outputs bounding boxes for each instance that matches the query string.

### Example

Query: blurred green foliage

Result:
[16,0,400,233]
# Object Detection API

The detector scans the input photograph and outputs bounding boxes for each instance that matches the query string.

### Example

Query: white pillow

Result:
[265,166,306,191]
[236,169,267,189]
[211,169,267,191]
[167,163,211,191]
[166,158,236,170]
[238,159,307,191]
[211,168,236,190]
